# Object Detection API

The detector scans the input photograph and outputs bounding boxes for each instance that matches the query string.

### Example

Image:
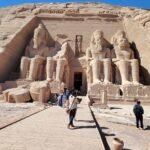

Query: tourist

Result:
[57,93,63,107]
[62,88,70,108]
[133,100,144,129]
[67,92,82,129]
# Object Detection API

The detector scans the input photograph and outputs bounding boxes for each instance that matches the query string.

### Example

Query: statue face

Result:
[93,31,104,46]
[117,34,129,49]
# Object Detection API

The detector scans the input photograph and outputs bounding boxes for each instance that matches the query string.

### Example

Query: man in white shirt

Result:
[67,92,82,129]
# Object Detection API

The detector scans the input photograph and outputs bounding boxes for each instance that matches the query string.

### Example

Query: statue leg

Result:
[64,66,70,88]
[119,60,131,85]
[92,59,100,83]
[56,59,66,82]
[131,59,140,85]
[103,59,111,84]
[20,57,30,79]
[46,57,54,81]
[38,64,44,81]
[86,61,92,92]
[29,57,43,81]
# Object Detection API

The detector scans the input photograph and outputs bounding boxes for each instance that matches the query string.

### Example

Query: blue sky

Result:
[0,0,150,9]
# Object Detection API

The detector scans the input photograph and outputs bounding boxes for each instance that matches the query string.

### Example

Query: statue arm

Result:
[111,48,119,62]
[53,47,67,59]
[131,50,135,59]
[86,48,92,61]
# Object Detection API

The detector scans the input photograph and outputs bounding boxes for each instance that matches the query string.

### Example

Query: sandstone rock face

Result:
[0,3,150,102]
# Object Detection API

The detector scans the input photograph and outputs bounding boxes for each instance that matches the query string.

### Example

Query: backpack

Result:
[133,105,144,115]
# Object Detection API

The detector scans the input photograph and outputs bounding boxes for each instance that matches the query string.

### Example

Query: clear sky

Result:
[0,0,150,9]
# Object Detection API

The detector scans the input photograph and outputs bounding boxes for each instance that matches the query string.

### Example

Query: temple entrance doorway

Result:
[74,72,82,92]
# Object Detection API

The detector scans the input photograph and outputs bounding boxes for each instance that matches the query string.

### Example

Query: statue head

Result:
[91,30,105,47]
[111,30,130,49]
[33,23,47,49]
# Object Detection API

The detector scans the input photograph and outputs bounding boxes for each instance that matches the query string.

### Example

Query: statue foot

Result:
[104,80,112,85]
[122,81,132,85]
[56,79,62,83]
[47,78,52,81]
[93,79,101,84]
[133,81,142,86]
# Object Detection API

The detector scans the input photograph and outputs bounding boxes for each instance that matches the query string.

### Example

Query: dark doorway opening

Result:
[74,72,82,91]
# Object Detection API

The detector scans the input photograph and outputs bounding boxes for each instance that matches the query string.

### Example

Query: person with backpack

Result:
[62,88,70,108]
[66,91,82,129]
[133,100,144,129]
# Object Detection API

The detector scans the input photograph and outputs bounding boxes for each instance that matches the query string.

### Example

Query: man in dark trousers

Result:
[133,100,144,129]
[67,92,82,129]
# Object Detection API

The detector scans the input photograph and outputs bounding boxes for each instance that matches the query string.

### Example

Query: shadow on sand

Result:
[73,125,96,129]
[75,119,94,123]
[144,125,150,130]
[110,107,122,110]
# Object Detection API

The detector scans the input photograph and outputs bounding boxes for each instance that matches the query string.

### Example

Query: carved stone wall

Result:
[41,17,123,55]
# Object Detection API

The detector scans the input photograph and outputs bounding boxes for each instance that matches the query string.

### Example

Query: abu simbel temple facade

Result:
[0,3,150,103]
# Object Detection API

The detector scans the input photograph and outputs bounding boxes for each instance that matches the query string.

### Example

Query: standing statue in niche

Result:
[75,35,82,57]
[111,30,140,85]
[46,42,70,86]
[20,23,57,81]
[86,30,112,84]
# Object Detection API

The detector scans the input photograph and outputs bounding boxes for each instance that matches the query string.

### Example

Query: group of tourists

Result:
[56,88,145,129]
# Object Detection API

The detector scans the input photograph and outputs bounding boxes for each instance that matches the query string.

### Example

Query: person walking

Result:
[133,100,144,129]
[57,93,63,107]
[62,88,70,108]
[67,92,81,129]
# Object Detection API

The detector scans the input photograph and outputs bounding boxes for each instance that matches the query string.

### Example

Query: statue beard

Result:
[117,38,130,50]
[118,42,130,50]
[95,40,103,51]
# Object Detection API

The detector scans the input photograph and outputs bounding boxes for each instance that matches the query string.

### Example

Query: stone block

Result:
[3,88,31,103]
[30,80,50,103]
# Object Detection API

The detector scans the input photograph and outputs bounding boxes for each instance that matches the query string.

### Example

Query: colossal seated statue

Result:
[86,30,112,84]
[20,23,58,81]
[46,42,70,86]
[111,30,140,85]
